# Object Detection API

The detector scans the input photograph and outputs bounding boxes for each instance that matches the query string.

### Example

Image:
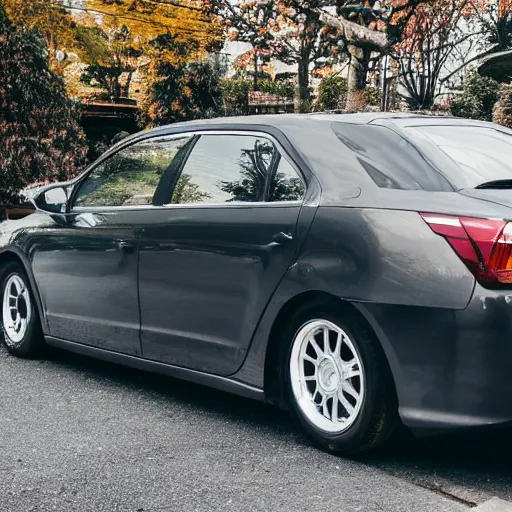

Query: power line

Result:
[132,0,204,13]
[52,4,214,32]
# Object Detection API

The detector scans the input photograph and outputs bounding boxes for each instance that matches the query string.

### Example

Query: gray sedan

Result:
[2,113,512,454]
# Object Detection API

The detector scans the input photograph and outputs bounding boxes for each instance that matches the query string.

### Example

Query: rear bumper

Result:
[358,285,512,431]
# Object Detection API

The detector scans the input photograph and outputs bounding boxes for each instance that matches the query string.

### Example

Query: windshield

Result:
[408,125,512,189]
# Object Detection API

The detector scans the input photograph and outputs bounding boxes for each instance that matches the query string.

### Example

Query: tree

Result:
[300,1,429,107]
[451,71,500,120]
[204,0,342,105]
[79,23,142,99]
[391,0,482,109]
[426,0,512,92]
[470,0,512,54]
[0,3,88,203]
[2,0,84,71]
[87,0,223,51]
[139,34,224,126]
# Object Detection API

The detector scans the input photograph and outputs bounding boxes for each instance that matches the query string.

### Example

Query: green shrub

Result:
[316,75,348,110]
[364,86,381,107]
[450,71,500,121]
[219,78,252,115]
[259,79,295,99]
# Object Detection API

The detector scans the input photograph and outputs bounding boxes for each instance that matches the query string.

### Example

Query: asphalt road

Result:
[0,343,511,512]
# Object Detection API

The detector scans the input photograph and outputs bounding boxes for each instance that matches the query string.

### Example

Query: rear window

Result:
[331,123,453,191]
[408,125,512,189]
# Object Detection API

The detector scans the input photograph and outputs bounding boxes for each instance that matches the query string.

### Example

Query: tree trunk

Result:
[314,8,388,50]
[124,70,134,98]
[298,59,310,101]
[253,52,259,92]
[346,45,368,111]
[295,58,311,112]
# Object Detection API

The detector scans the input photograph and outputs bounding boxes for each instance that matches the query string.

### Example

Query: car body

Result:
[3,113,512,453]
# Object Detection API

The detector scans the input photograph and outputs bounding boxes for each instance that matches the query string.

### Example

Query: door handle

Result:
[117,240,135,254]
[271,232,294,245]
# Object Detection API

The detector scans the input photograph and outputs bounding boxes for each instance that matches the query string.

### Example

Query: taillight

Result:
[421,213,512,287]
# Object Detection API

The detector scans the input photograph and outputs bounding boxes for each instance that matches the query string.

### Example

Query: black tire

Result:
[0,261,45,358]
[280,300,398,455]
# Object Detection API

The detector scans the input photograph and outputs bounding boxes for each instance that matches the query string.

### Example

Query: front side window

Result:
[170,134,279,205]
[73,136,191,208]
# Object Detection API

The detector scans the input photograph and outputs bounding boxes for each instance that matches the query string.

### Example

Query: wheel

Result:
[0,262,45,358]
[282,302,398,455]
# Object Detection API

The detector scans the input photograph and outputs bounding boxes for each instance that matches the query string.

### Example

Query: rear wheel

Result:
[281,302,398,455]
[0,262,45,358]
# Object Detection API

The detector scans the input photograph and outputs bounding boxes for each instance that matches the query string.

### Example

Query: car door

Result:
[30,134,193,356]
[138,131,310,375]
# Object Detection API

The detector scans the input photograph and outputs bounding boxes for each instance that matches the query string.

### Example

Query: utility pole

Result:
[253,50,259,91]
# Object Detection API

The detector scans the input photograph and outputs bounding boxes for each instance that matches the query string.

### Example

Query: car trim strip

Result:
[45,336,266,402]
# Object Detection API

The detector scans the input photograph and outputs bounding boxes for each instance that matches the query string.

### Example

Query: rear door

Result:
[138,131,310,375]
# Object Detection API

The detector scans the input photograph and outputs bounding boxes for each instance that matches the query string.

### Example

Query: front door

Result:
[138,132,309,375]
[31,134,192,356]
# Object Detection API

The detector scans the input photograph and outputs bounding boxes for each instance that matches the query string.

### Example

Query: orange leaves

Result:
[499,0,512,16]
[393,0,474,54]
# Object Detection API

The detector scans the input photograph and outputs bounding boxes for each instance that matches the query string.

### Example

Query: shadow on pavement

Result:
[47,346,512,504]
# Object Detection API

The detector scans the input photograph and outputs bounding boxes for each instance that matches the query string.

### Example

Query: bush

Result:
[493,84,512,129]
[219,78,295,116]
[365,86,381,107]
[450,71,500,121]
[219,78,252,115]
[0,10,87,203]
[316,75,348,110]
[259,79,295,99]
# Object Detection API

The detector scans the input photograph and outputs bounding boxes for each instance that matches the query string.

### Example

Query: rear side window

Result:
[171,134,273,204]
[331,123,453,191]
[170,134,305,204]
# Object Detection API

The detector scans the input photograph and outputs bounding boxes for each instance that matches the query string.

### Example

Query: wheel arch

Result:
[0,249,47,332]
[263,290,401,410]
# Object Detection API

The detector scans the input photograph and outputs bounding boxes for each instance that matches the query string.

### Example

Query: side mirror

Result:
[30,184,70,214]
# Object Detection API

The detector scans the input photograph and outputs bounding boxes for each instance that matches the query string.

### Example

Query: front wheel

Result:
[0,262,45,358]
[282,303,398,455]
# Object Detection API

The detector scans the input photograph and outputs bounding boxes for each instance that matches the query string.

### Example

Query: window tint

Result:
[269,157,305,201]
[331,123,453,191]
[171,134,278,204]
[408,125,512,189]
[74,136,190,208]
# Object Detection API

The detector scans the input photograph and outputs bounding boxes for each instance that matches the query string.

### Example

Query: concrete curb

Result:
[474,498,512,511]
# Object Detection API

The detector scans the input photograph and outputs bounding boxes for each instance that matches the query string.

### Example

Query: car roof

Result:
[145,112,494,132]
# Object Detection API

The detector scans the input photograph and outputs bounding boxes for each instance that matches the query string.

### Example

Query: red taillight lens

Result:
[421,213,512,286]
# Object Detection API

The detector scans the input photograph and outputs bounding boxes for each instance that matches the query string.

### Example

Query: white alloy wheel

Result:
[2,274,32,344]
[289,319,365,433]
